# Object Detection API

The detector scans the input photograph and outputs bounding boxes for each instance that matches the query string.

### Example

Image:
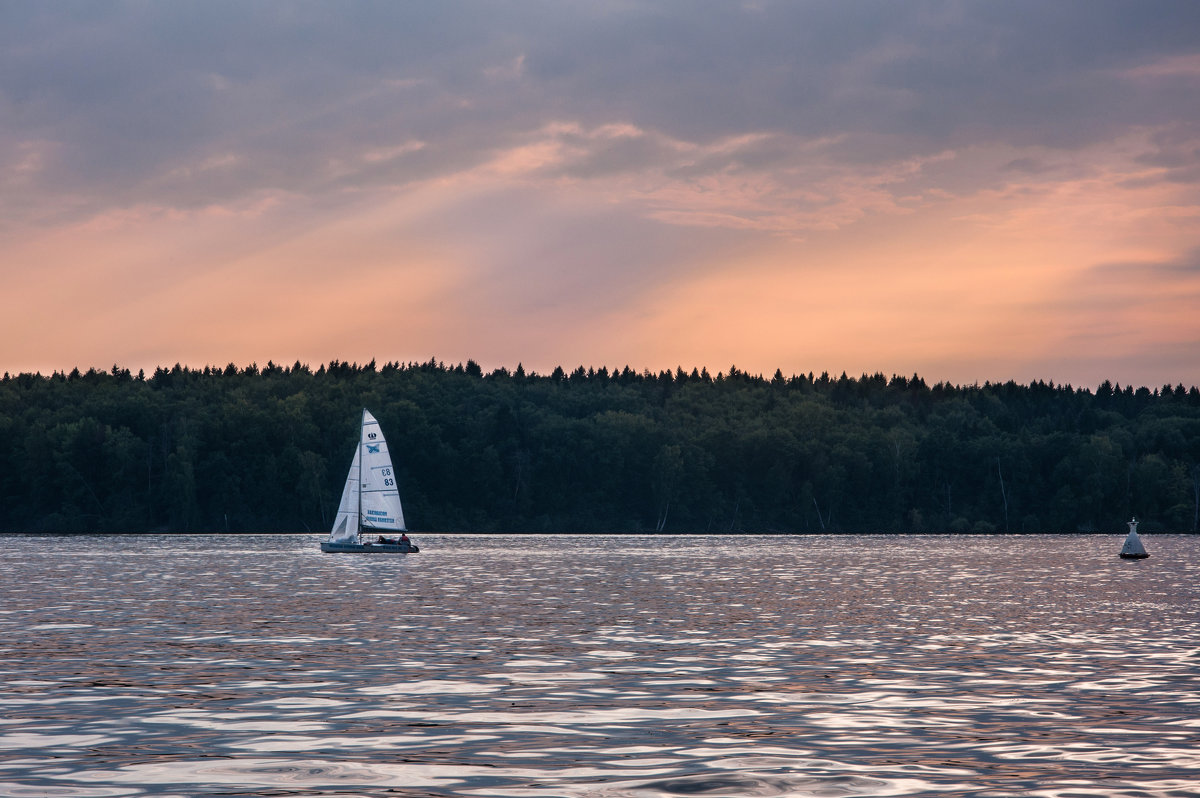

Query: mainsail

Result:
[328,409,406,543]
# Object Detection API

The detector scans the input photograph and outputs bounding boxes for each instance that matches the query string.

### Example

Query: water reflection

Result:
[1,533,1198,796]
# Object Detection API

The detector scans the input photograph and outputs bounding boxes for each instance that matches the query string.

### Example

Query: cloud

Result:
[2,1,1200,385]
[1000,158,1057,176]
[7,2,1200,219]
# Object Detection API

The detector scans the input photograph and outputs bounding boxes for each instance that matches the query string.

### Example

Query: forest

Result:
[1,360,1199,535]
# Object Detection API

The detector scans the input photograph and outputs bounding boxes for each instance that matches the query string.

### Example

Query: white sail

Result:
[1120,517,1147,558]
[328,409,406,543]
[358,409,406,532]
[329,446,361,542]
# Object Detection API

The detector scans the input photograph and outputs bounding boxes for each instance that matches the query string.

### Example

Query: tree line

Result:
[2,359,1198,534]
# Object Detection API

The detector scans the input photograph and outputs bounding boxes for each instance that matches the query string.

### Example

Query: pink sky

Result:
[3,4,1198,389]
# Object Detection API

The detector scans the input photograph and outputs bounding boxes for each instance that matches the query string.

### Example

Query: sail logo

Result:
[366,444,381,453]
[368,432,377,439]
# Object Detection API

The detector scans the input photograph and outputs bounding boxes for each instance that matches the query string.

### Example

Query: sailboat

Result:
[321,409,419,554]
[1118,517,1148,559]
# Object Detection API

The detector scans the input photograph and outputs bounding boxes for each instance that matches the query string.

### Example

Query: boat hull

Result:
[321,541,419,554]
[1118,552,1149,559]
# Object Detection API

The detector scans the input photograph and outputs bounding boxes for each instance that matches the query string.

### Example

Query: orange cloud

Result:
[4,116,1198,389]
[607,152,1200,385]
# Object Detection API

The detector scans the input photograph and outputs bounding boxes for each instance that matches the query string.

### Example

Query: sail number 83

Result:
[381,467,395,487]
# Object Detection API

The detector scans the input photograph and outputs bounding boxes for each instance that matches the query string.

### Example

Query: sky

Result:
[3,1,1199,389]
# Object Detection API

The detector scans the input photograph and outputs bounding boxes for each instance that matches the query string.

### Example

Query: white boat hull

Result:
[321,541,419,554]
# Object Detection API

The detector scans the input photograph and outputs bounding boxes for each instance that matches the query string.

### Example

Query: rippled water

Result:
[2,533,1198,797]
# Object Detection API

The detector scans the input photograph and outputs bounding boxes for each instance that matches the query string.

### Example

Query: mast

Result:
[357,407,365,539]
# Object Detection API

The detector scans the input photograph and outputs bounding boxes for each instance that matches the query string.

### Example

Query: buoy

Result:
[1119,517,1149,559]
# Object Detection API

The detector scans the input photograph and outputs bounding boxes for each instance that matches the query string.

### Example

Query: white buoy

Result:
[1119,517,1149,559]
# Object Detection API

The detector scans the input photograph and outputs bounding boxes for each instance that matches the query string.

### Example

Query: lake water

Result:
[1,533,1198,797]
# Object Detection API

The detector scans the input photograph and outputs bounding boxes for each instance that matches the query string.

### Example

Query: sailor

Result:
[399,532,411,551]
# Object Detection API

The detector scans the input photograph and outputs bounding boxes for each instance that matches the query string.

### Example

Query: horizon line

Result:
[4,359,1197,395]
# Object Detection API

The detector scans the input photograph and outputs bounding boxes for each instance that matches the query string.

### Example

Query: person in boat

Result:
[399,533,411,551]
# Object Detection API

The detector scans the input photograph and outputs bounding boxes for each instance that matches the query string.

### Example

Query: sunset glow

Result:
[3,2,1198,388]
